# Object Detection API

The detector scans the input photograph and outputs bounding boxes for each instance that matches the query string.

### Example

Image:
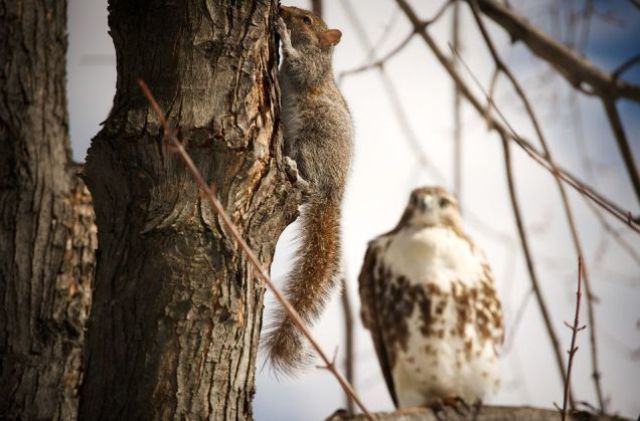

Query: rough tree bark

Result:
[79,1,299,419]
[0,0,96,419]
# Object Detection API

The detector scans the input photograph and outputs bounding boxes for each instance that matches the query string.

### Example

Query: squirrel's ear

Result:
[319,29,342,47]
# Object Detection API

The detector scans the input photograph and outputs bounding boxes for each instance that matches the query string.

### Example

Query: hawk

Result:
[358,187,504,408]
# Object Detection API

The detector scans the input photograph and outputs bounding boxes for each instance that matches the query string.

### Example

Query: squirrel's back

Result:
[264,6,352,373]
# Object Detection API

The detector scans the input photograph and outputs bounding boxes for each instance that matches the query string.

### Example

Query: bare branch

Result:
[341,276,356,414]
[612,54,640,79]
[472,0,640,204]
[499,131,570,403]
[339,0,447,184]
[471,0,640,103]
[393,0,640,233]
[467,0,604,410]
[561,257,586,421]
[137,80,373,420]
[452,0,463,205]
[601,97,640,208]
[339,0,454,81]
[338,31,414,81]
[627,0,640,11]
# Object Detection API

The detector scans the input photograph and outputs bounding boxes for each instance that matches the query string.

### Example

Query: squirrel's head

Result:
[279,6,342,52]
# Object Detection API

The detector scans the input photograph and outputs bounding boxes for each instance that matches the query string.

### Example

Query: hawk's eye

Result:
[302,16,312,25]
[439,198,450,208]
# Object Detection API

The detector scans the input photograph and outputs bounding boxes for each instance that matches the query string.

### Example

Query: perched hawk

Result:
[358,187,504,408]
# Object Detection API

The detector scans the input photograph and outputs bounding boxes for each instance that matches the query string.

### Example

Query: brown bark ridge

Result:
[328,406,630,421]
[0,1,96,419]
[79,1,300,419]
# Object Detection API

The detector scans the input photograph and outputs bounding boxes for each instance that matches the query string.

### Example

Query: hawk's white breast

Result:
[375,225,501,407]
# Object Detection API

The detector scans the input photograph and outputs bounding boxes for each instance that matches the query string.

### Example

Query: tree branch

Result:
[500,132,570,404]
[338,0,453,81]
[329,405,626,420]
[560,257,586,421]
[393,0,640,233]
[466,0,604,410]
[601,97,640,208]
[471,0,640,204]
[471,0,640,102]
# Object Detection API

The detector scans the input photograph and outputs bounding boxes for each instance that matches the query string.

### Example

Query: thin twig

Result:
[470,0,640,204]
[137,80,373,420]
[467,0,603,409]
[470,0,640,102]
[339,0,448,185]
[601,96,640,207]
[499,131,570,402]
[452,0,463,207]
[394,0,640,232]
[341,276,355,414]
[502,288,533,355]
[338,0,454,81]
[560,257,586,421]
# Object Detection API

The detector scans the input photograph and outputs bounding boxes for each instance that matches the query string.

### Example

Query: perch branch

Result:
[137,80,373,420]
[329,405,624,420]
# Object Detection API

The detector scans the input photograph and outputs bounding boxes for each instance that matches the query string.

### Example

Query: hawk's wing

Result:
[358,240,399,408]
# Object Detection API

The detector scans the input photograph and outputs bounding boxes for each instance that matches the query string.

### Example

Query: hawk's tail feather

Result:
[263,198,342,374]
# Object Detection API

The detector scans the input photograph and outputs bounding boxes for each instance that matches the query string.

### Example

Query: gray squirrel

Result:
[264,5,353,373]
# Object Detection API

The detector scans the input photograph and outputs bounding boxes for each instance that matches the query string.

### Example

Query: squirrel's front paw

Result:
[276,18,293,50]
[284,157,310,192]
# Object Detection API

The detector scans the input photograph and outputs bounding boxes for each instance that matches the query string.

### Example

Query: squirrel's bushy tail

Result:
[264,197,342,374]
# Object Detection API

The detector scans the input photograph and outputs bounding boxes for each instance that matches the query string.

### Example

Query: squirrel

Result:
[264,5,353,373]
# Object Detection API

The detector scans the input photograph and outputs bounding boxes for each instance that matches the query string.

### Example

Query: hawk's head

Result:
[401,186,461,229]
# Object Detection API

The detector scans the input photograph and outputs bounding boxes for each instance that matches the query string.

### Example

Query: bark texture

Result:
[79,1,299,419]
[0,1,96,419]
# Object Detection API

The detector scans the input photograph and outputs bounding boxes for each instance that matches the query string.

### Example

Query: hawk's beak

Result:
[420,196,434,212]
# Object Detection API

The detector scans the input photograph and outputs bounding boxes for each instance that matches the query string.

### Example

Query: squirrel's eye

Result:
[302,16,312,25]
[439,198,450,207]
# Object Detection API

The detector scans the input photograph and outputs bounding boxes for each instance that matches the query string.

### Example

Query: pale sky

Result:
[67,0,640,419]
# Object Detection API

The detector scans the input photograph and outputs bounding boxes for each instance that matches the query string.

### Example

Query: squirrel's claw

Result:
[276,18,294,53]
[284,156,310,194]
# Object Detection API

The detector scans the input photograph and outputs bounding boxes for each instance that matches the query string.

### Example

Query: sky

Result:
[67,0,640,419]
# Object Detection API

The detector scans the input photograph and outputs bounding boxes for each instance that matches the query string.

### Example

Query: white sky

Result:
[67,0,640,419]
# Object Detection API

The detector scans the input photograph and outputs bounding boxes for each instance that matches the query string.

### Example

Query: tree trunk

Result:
[79,1,299,419]
[0,1,96,419]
